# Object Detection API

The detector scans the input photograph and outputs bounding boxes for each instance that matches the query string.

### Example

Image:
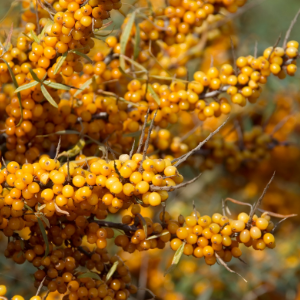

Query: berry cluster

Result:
[169,211,275,265]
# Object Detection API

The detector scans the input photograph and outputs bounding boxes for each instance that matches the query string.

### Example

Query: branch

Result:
[272,214,297,233]
[91,220,138,233]
[129,139,135,159]
[137,108,150,153]
[150,173,201,191]
[54,136,61,162]
[215,252,247,282]
[283,9,300,48]
[223,198,253,216]
[172,118,229,167]
[267,34,282,61]
[247,172,276,227]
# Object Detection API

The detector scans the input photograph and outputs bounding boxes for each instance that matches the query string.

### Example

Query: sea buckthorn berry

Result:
[231,247,242,257]
[148,192,162,206]
[238,212,250,223]
[250,226,262,239]
[176,227,188,239]
[239,229,251,243]
[231,220,245,232]
[203,246,214,258]
[263,233,275,246]
[255,217,269,230]
[198,215,211,227]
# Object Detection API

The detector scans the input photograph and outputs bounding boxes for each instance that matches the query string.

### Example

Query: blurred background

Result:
[0,0,300,299]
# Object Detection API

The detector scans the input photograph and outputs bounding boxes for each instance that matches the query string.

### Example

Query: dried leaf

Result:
[106,261,119,282]
[133,23,140,60]
[58,139,86,158]
[30,30,40,43]
[54,202,70,216]
[137,213,147,238]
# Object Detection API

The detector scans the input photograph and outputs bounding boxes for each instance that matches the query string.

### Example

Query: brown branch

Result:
[91,220,138,233]
[257,209,297,219]
[199,85,230,99]
[230,37,237,74]
[54,136,61,162]
[129,139,135,159]
[223,198,253,216]
[215,252,247,282]
[267,35,282,61]
[247,172,276,227]
[150,173,201,191]
[78,246,92,258]
[234,119,244,150]
[137,108,150,153]
[139,110,157,172]
[270,113,294,136]
[35,0,41,34]
[272,214,297,233]
[172,118,229,167]
[283,8,300,48]
[36,277,46,296]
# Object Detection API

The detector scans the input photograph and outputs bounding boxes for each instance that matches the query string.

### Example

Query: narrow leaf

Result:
[28,68,41,82]
[148,85,161,105]
[71,50,93,63]
[37,217,49,257]
[14,81,39,93]
[165,241,185,275]
[54,52,68,75]
[58,139,86,158]
[120,54,147,72]
[37,130,81,137]
[106,261,119,282]
[30,30,40,43]
[40,214,50,228]
[74,77,94,97]
[146,231,169,240]
[41,85,58,108]
[133,23,140,60]
[78,272,101,281]
[120,11,136,70]
[43,81,71,90]
[54,203,70,216]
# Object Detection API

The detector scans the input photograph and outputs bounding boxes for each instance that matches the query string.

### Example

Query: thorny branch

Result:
[247,172,276,227]
[215,252,247,282]
[172,118,229,167]
[283,8,300,48]
[137,108,150,153]
[150,173,201,191]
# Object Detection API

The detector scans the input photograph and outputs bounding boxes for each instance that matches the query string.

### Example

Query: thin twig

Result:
[78,246,92,257]
[139,110,157,172]
[247,172,276,228]
[215,253,247,282]
[129,139,136,159]
[36,276,46,296]
[91,220,138,233]
[54,136,61,162]
[172,118,229,167]
[35,0,41,34]
[254,41,258,58]
[283,9,300,48]
[267,35,282,61]
[179,124,201,142]
[230,37,237,74]
[223,198,253,216]
[137,108,150,153]
[272,215,296,233]
[43,290,50,300]
[137,253,149,300]
[270,113,294,136]
[150,173,201,191]
[234,120,244,150]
